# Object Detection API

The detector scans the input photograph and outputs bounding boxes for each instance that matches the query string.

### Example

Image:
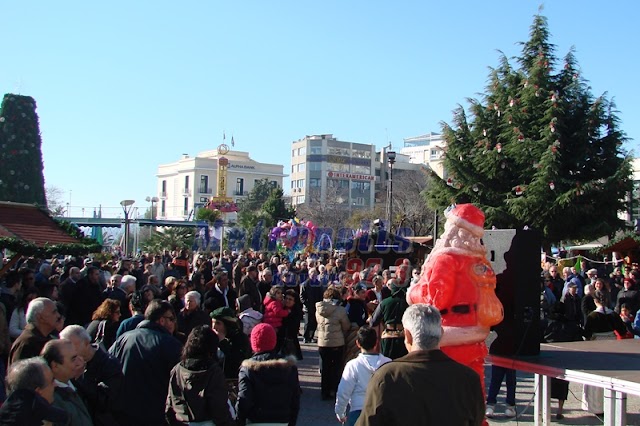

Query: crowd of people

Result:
[0,248,432,425]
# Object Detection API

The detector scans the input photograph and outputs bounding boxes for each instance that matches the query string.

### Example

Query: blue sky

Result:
[2,1,638,218]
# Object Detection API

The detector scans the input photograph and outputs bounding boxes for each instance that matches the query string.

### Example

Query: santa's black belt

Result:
[439,304,477,315]
[385,324,404,332]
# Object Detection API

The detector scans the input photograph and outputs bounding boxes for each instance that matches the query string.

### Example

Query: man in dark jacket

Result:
[66,266,103,327]
[204,271,237,313]
[60,325,123,426]
[357,304,485,426]
[9,298,60,365]
[238,265,262,312]
[300,268,324,343]
[109,300,182,426]
[0,357,68,425]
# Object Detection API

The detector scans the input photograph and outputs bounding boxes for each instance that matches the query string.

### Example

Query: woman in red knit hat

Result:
[236,323,301,425]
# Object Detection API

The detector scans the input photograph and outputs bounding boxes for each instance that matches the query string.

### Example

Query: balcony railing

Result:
[199,187,213,194]
[182,188,191,196]
[233,190,249,196]
[160,192,167,199]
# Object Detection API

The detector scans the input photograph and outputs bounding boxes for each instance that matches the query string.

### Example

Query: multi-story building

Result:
[156,149,285,221]
[400,132,447,178]
[291,135,377,211]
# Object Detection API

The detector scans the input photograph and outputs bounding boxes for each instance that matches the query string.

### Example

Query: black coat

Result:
[74,346,124,426]
[66,278,104,327]
[109,320,182,426]
[237,353,300,425]
[166,358,234,426]
[203,287,237,313]
[176,308,210,337]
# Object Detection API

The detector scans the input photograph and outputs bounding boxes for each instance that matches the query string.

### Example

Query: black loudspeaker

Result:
[483,229,542,356]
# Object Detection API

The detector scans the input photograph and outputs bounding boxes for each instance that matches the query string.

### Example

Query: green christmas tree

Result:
[0,94,47,206]
[425,14,632,247]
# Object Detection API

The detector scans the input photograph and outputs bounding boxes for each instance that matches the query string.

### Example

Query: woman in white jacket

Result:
[9,288,38,340]
[335,326,390,426]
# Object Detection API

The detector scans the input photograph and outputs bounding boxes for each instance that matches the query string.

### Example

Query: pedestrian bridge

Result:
[60,217,202,228]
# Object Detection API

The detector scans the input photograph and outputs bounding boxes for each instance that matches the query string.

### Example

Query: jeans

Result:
[487,365,516,406]
[346,410,362,426]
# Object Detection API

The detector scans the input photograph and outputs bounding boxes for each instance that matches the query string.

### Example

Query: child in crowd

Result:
[335,326,390,426]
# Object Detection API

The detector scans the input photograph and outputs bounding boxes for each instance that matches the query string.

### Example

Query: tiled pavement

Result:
[296,339,640,425]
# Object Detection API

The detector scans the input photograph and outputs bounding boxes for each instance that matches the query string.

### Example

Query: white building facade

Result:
[400,132,447,179]
[157,150,285,220]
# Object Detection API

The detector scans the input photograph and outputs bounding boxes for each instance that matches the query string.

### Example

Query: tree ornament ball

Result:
[515,186,524,196]
[496,143,502,153]
[472,185,479,192]
[549,182,555,190]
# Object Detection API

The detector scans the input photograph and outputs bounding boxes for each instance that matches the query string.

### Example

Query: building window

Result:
[298,147,306,156]
[327,162,350,172]
[271,180,277,187]
[185,176,189,190]
[351,181,371,191]
[236,178,244,195]
[297,195,305,204]
[309,162,322,171]
[292,149,296,157]
[297,163,306,172]
[183,198,189,216]
[162,180,167,193]
[310,178,321,187]
[200,175,209,193]
[328,147,350,156]
[310,146,322,155]
[161,200,166,216]
[352,149,372,159]
[297,179,305,188]
[352,165,371,174]
[353,197,365,206]
[291,165,295,173]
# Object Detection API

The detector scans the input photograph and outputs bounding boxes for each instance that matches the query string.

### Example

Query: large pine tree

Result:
[0,94,47,206]
[425,14,632,247]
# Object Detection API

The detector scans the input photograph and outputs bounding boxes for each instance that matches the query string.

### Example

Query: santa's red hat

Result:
[445,204,485,237]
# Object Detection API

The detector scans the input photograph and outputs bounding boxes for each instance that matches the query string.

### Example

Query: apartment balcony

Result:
[182,188,191,196]
[198,187,213,194]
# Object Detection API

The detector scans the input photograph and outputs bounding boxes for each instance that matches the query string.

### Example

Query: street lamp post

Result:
[145,196,159,220]
[120,200,135,256]
[387,151,396,230]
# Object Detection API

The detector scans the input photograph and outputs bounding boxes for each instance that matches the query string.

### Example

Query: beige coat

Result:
[315,300,350,348]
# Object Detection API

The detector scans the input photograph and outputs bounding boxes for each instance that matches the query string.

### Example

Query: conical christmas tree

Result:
[0,94,47,206]
[426,14,632,247]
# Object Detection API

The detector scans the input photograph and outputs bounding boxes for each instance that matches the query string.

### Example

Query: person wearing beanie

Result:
[237,323,301,425]
[210,307,250,380]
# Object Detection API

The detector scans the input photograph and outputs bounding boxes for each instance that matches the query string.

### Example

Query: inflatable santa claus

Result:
[408,203,503,388]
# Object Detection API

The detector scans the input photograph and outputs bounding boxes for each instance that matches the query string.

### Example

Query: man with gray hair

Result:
[60,325,123,425]
[357,304,485,426]
[0,357,68,424]
[9,297,61,365]
[104,274,133,319]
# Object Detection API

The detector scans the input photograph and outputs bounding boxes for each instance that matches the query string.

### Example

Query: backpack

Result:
[93,320,107,351]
